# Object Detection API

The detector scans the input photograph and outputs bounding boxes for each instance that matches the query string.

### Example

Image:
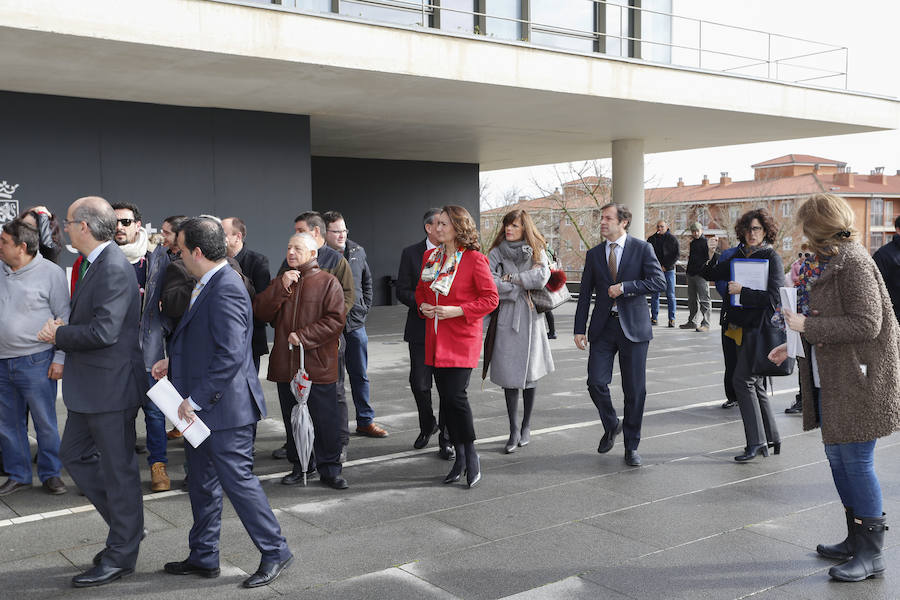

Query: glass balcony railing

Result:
[220,0,849,89]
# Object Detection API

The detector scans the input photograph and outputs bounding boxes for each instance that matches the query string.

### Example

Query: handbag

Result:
[750,308,795,377]
[530,269,571,314]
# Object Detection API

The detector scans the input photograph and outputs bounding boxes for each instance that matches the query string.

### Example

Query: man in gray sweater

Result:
[0,218,70,496]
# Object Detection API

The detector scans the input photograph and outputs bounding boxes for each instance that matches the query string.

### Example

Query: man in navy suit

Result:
[574,203,665,467]
[395,208,453,459]
[38,196,146,587]
[152,217,292,588]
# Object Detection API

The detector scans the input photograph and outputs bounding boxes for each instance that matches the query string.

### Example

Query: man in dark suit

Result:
[38,196,145,587]
[223,217,271,372]
[574,203,665,467]
[396,208,453,459]
[153,217,292,588]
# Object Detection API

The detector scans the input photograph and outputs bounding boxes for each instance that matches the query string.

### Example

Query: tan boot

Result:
[150,462,171,492]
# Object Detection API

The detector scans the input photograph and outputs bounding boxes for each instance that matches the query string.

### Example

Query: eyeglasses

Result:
[63,219,83,227]
[749,225,764,233]
[117,218,134,227]
[328,229,348,235]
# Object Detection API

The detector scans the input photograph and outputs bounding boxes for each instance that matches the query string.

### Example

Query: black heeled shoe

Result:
[734,444,769,462]
[443,460,464,484]
[466,454,482,489]
[768,441,781,455]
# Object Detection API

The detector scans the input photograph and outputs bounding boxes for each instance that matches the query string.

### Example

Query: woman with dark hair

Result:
[487,209,555,453]
[19,206,62,263]
[416,205,498,488]
[769,193,900,582]
[702,208,784,461]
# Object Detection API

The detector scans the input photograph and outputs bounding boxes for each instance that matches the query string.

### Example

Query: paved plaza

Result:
[1,302,898,599]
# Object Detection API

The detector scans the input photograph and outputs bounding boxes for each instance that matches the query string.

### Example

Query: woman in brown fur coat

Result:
[770,193,900,583]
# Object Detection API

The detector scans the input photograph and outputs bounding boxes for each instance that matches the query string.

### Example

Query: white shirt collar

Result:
[86,241,112,264]
[607,232,628,248]
[198,259,228,286]
[425,238,437,251]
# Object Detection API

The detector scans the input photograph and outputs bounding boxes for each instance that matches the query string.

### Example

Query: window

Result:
[658,209,667,222]
[884,200,894,227]
[294,0,332,12]
[675,210,687,231]
[782,236,792,251]
[640,0,672,63]
[531,0,594,52]
[340,0,425,26]
[439,0,475,34]
[729,206,740,223]
[871,197,884,227]
[870,232,886,254]
[579,239,586,251]
[484,0,522,40]
[697,207,710,228]
[782,201,793,218]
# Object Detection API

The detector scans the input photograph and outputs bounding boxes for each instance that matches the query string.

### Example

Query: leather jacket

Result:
[253,259,345,384]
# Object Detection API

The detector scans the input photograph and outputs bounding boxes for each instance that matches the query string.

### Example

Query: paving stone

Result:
[499,575,631,600]
[299,566,461,600]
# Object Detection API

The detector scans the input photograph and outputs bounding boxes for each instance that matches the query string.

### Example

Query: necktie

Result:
[608,243,618,282]
[189,282,205,309]
[78,258,91,282]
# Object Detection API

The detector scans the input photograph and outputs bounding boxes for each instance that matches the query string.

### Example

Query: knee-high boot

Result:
[504,388,520,453]
[519,388,535,447]
[829,514,888,582]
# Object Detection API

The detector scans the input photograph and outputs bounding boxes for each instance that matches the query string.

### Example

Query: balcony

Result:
[225,0,849,88]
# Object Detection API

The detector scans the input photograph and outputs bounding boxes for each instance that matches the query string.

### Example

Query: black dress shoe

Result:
[271,445,288,460]
[443,459,464,484]
[71,564,134,588]
[466,455,482,489]
[597,419,622,454]
[625,450,642,467]
[438,444,456,461]
[785,396,802,414]
[243,555,294,588]
[721,399,738,409]
[0,478,30,496]
[164,559,220,578]
[321,476,349,490]
[734,444,769,462]
[414,422,439,450]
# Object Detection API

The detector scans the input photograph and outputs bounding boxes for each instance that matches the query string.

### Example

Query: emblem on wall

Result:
[0,180,20,224]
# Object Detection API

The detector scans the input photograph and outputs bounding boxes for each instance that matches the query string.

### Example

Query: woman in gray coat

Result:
[487,209,555,453]
[770,193,900,582]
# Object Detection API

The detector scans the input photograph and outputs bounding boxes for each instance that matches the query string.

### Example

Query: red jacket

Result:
[415,248,499,368]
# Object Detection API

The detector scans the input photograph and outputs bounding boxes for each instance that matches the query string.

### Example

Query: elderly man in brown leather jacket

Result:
[253,232,349,490]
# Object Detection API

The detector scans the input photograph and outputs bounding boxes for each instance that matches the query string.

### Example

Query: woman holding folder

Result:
[769,193,900,582]
[702,208,784,461]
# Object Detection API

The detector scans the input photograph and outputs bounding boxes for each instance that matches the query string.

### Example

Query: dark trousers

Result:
[277,382,343,479]
[335,335,350,445]
[586,315,649,451]
[732,336,780,448]
[185,423,291,569]
[408,342,439,433]
[545,311,555,335]
[434,367,475,444]
[60,407,143,569]
[720,330,738,404]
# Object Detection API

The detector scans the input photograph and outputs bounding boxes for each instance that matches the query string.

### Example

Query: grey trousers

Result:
[732,337,780,448]
[686,274,712,325]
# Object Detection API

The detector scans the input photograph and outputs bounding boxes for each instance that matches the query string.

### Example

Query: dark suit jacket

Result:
[160,255,252,328]
[167,265,265,431]
[574,236,666,344]
[234,245,271,358]
[56,243,146,413]
[397,239,427,344]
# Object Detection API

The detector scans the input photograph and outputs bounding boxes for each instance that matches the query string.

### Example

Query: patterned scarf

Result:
[796,255,829,317]
[421,245,464,296]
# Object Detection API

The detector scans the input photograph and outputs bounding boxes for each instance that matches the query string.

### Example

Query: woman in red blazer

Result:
[416,205,498,488]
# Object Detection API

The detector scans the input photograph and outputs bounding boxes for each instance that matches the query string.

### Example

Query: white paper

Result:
[147,377,211,448]
[779,287,805,359]
[731,260,769,307]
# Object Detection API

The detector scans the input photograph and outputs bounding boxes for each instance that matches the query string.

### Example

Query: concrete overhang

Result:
[1,0,898,170]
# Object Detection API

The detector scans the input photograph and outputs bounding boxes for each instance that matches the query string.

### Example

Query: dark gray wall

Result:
[0,91,312,272]
[311,157,480,305]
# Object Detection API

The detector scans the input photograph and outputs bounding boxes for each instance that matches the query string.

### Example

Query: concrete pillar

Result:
[611,139,645,237]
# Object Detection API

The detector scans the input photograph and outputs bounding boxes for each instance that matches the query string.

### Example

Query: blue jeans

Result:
[344,327,374,427]
[825,440,882,518]
[0,348,62,483]
[143,372,168,465]
[650,269,677,322]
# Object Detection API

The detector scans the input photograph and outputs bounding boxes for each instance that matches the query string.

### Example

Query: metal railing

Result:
[225,0,849,89]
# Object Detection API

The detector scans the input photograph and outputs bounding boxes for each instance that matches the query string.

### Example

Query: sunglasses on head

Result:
[117,218,134,227]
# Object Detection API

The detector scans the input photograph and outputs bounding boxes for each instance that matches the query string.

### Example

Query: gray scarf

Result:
[496,240,537,333]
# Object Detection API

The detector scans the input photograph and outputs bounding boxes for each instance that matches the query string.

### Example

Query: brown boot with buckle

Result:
[150,462,171,492]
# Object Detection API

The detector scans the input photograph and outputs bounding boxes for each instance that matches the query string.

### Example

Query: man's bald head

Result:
[70,196,117,242]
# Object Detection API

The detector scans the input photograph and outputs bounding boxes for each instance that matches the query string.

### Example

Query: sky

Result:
[480,0,900,206]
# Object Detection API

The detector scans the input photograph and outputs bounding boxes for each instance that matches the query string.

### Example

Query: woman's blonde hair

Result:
[796,193,858,258]
[488,209,547,260]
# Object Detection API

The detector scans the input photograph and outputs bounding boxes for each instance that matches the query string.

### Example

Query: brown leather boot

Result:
[150,462,171,492]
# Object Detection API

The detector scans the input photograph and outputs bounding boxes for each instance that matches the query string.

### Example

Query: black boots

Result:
[828,513,888,582]
[817,506,854,560]
[734,444,769,462]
